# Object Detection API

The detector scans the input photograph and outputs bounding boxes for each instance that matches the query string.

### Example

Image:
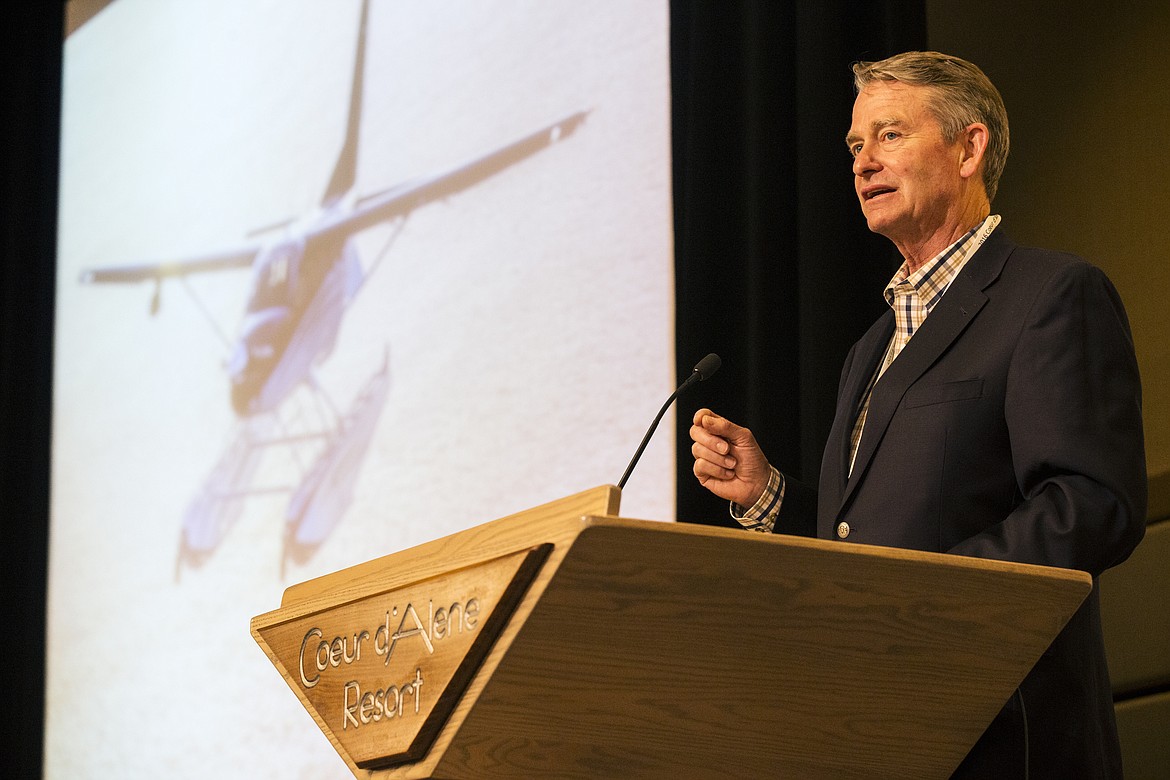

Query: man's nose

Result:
[852,144,880,176]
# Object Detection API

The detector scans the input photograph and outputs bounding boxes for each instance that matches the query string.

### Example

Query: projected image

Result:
[76,0,589,575]
[49,0,671,777]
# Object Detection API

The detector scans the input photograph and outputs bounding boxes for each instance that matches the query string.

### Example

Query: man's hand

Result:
[689,408,772,507]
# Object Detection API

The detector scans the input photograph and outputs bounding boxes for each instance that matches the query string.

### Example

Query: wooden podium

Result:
[251,486,1090,778]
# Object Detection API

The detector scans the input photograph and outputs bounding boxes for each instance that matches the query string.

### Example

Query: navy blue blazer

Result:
[779,228,1147,778]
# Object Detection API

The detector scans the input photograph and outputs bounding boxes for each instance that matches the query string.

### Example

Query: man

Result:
[690,52,1146,778]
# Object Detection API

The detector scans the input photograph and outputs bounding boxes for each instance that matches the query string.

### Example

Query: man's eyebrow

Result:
[844,117,903,146]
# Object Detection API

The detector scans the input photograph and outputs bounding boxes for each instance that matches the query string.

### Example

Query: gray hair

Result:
[852,51,1009,202]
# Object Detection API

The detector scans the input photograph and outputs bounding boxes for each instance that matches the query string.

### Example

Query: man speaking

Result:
[690,51,1146,778]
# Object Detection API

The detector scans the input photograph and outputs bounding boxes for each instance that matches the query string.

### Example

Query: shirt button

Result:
[836,521,851,539]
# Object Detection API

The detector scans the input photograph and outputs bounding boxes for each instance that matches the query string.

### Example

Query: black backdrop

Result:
[0,2,923,776]
[672,1,924,524]
[2,4,62,779]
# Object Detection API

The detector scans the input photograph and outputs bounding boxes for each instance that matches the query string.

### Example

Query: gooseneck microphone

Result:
[617,353,722,490]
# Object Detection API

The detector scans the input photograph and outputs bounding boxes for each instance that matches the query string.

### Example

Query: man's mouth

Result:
[863,186,896,201]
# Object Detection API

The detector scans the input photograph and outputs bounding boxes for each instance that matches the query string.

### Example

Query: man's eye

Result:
[883,131,899,141]
[849,144,862,156]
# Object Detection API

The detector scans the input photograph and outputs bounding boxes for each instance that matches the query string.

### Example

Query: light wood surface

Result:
[252,486,1091,778]
[253,485,621,778]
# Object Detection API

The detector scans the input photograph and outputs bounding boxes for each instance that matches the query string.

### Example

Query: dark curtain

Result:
[0,4,62,779]
[672,1,926,525]
[0,2,925,776]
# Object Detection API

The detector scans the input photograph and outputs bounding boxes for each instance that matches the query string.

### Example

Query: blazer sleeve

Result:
[774,473,818,538]
[948,260,1147,575]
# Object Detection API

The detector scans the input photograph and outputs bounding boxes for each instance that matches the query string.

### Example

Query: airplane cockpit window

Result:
[247,241,303,313]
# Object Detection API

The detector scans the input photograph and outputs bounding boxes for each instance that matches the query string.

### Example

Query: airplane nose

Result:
[227,306,294,417]
[229,341,259,417]
[226,339,248,382]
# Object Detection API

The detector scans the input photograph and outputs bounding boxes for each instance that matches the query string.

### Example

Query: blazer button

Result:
[836,521,851,539]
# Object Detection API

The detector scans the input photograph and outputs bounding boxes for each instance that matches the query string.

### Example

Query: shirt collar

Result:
[883,214,1001,311]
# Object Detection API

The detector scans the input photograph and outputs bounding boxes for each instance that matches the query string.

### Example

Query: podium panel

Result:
[252,486,1090,778]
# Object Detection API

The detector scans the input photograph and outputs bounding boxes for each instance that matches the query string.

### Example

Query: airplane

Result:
[78,0,588,576]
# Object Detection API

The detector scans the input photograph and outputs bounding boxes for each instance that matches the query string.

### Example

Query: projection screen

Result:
[47,1,673,776]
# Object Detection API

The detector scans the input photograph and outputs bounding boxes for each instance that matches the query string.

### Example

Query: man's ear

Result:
[959,122,989,181]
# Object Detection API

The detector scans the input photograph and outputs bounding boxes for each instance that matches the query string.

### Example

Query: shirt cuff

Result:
[729,467,785,533]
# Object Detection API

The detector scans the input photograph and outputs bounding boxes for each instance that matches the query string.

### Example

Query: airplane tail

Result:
[319,0,370,208]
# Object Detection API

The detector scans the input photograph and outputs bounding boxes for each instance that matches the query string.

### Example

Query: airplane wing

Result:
[78,109,588,285]
[306,109,590,247]
[79,242,262,284]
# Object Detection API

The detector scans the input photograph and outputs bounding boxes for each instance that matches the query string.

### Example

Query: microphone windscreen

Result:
[693,353,721,381]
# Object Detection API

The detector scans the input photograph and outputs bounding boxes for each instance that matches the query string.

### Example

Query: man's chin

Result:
[862,211,894,236]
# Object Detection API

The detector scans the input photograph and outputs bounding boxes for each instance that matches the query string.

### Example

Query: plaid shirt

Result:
[733,214,1001,532]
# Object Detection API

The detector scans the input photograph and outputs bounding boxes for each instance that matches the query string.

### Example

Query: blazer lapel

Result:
[836,230,1016,514]
[829,315,893,497]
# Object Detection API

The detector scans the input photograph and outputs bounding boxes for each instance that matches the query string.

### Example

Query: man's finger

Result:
[691,440,736,471]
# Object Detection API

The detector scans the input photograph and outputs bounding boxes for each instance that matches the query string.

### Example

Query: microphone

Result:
[617,353,721,490]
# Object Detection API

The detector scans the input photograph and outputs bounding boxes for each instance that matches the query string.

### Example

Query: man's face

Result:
[846,81,969,248]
